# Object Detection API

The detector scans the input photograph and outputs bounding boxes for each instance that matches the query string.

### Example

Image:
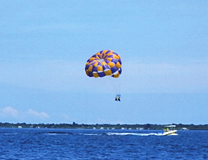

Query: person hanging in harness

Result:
[115,94,121,102]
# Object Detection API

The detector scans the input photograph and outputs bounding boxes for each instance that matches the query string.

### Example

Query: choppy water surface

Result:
[0,128,208,159]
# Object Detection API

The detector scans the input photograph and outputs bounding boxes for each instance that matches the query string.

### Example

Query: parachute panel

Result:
[85,50,122,78]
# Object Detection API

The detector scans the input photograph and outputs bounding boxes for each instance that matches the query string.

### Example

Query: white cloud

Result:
[27,109,49,119]
[0,106,19,118]
[0,107,49,122]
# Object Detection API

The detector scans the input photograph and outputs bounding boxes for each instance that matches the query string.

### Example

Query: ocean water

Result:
[0,128,208,160]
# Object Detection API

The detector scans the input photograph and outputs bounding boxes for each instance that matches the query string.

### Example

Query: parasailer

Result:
[85,50,122,101]
[115,94,121,101]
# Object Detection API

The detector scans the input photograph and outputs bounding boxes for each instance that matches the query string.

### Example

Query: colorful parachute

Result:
[85,50,122,78]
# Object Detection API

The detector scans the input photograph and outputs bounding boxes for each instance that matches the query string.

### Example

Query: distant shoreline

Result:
[1,122,208,130]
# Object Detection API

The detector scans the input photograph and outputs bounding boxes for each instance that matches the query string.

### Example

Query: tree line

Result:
[1,122,208,130]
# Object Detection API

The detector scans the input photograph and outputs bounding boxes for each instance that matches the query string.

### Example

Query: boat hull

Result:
[162,130,177,136]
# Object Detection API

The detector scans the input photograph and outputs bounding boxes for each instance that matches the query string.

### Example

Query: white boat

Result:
[162,125,177,136]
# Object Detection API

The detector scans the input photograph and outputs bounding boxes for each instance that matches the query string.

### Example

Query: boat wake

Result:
[82,132,178,136]
[106,132,167,136]
[45,131,178,136]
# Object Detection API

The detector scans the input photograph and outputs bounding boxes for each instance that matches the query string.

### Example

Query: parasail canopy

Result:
[85,50,122,78]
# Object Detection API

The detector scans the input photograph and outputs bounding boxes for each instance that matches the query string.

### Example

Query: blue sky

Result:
[0,0,208,124]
